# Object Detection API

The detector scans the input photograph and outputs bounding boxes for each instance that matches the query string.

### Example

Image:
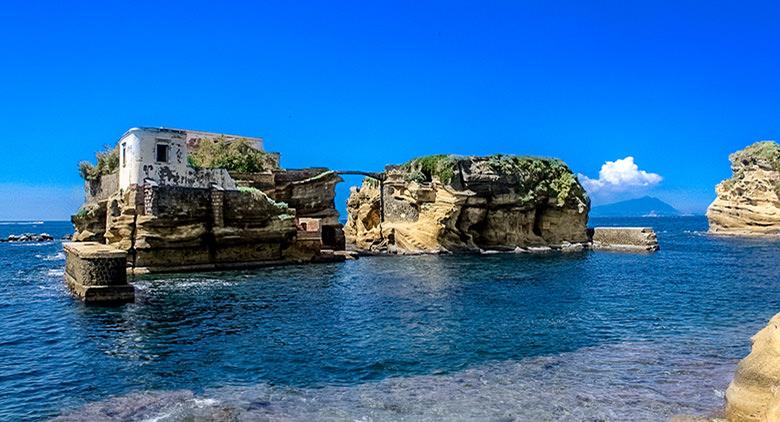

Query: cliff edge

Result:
[345,154,590,253]
[707,141,780,235]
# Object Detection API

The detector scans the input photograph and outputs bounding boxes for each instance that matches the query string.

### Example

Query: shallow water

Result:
[1,217,779,421]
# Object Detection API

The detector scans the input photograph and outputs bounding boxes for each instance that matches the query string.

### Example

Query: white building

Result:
[117,127,262,191]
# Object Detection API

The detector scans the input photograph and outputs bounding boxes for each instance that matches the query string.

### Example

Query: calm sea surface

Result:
[1,217,779,421]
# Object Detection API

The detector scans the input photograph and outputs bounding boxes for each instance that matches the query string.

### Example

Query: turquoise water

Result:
[1,217,780,421]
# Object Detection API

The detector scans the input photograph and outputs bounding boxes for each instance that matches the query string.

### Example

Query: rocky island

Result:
[71,127,346,276]
[64,128,661,303]
[707,141,780,235]
[345,154,591,253]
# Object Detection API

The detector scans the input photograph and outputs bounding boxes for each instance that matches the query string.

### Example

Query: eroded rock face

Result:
[234,169,345,250]
[707,141,780,235]
[100,186,300,271]
[345,155,590,253]
[71,201,108,242]
[726,312,780,422]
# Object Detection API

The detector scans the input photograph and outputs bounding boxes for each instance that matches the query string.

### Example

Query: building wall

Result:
[118,128,238,191]
[119,128,189,190]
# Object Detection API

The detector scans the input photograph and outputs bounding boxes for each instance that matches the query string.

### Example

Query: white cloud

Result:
[579,156,662,194]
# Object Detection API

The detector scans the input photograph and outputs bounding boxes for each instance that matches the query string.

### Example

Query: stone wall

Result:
[589,227,659,252]
[100,185,305,272]
[85,172,119,203]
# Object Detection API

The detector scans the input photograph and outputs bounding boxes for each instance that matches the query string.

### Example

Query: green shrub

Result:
[485,154,587,207]
[78,146,119,181]
[402,153,587,207]
[402,154,458,183]
[188,137,275,173]
[364,177,380,188]
[730,140,780,171]
[74,206,89,219]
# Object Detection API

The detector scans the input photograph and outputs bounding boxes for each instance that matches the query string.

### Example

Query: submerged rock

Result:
[345,154,590,254]
[707,141,780,236]
[726,312,780,421]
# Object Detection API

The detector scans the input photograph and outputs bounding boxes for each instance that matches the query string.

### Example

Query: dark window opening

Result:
[322,226,336,248]
[156,144,169,163]
[121,143,127,167]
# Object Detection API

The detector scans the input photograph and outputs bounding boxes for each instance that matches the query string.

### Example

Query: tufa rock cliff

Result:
[707,141,780,235]
[345,154,590,253]
[72,128,347,271]
[725,312,780,421]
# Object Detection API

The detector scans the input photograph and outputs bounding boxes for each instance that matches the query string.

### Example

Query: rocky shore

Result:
[707,141,780,235]
[0,233,56,242]
[345,154,590,254]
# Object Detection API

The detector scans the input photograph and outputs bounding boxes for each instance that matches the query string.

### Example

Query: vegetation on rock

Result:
[238,186,290,211]
[401,154,588,207]
[78,146,119,181]
[402,154,459,183]
[188,137,277,173]
[730,140,780,171]
[722,141,780,196]
[486,154,587,207]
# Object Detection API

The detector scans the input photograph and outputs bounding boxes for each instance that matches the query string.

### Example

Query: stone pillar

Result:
[63,242,134,304]
[210,187,225,227]
[143,184,157,216]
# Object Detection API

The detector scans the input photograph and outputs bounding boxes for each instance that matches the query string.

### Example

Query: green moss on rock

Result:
[400,153,588,208]
[485,154,587,207]
[723,141,780,196]
[402,154,459,183]
[730,140,780,172]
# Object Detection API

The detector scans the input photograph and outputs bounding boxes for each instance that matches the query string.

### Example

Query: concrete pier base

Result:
[63,242,134,304]
[589,227,659,252]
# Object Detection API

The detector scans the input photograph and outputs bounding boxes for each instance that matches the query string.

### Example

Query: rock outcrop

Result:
[725,312,780,421]
[707,141,780,235]
[0,233,54,243]
[345,154,590,253]
[232,168,345,250]
[73,167,345,273]
[100,185,307,272]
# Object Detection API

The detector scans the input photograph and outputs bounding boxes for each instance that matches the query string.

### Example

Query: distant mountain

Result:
[590,196,682,217]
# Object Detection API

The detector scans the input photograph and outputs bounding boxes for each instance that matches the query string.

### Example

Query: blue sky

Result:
[1,0,779,219]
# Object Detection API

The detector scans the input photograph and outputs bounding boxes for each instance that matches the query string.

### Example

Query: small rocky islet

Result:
[345,154,591,254]
[707,140,780,236]
[704,140,780,422]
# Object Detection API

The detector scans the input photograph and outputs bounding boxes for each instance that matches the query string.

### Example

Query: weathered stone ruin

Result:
[72,127,345,274]
[707,140,780,236]
[63,242,134,303]
[345,154,591,253]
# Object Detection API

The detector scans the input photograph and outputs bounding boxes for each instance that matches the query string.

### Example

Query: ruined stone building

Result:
[73,127,345,273]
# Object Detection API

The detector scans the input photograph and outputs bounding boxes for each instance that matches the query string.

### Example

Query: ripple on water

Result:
[1,218,779,421]
[53,340,732,422]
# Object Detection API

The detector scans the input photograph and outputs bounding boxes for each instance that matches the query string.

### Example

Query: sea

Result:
[1,217,779,421]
